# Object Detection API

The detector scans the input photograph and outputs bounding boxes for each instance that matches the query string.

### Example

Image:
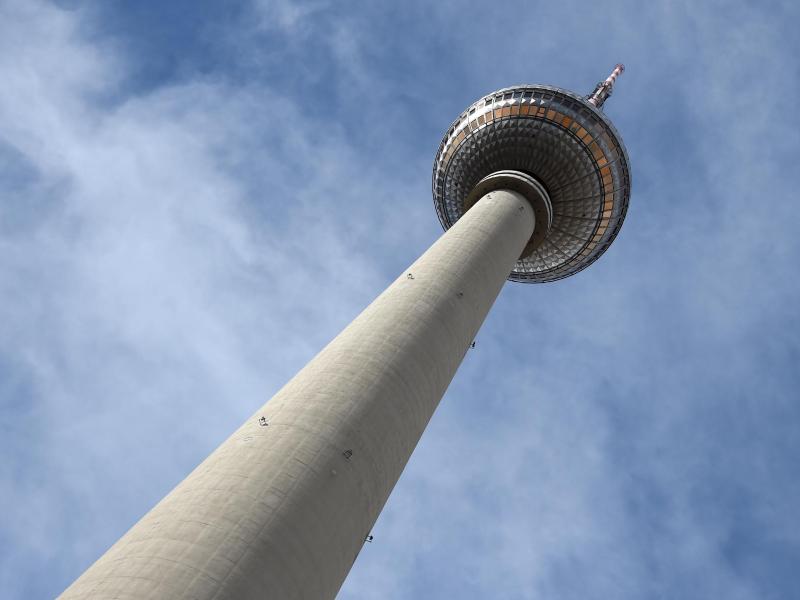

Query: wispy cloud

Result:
[0,2,411,596]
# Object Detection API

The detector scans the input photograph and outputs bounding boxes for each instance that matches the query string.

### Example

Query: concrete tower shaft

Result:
[61,188,537,600]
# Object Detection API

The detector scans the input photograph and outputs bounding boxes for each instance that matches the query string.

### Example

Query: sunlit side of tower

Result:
[61,66,631,600]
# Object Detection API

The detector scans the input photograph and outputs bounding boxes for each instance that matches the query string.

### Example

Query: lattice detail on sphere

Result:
[432,85,631,283]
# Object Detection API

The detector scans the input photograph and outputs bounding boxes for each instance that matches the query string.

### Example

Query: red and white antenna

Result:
[587,63,625,109]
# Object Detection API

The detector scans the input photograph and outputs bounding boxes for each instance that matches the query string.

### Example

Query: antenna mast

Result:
[587,63,625,108]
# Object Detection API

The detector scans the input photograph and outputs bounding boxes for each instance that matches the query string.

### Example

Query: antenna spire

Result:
[587,63,625,109]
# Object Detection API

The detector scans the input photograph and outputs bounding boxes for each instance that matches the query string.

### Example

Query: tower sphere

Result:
[432,83,631,283]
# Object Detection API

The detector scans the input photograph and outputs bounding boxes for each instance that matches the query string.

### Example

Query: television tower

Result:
[61,66,631,599]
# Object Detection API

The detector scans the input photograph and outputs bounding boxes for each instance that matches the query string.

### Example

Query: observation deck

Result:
[432,69,631,283]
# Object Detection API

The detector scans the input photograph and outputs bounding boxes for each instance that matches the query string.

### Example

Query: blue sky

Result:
[1,1,799,598]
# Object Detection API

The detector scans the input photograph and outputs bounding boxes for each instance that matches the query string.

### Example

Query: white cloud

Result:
[252,0,329,33]
[0,2,412,595]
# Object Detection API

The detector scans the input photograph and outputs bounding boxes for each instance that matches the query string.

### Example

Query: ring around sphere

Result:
[464,170,552,259]
[432,84,631,283]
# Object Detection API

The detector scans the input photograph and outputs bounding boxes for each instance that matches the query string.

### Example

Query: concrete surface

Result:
[60,189,534,600]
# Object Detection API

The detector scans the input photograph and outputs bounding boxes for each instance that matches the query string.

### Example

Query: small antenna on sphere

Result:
[587,63,625,109]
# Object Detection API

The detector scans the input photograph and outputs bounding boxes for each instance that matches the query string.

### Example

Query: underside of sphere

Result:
[432,85,631,283]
